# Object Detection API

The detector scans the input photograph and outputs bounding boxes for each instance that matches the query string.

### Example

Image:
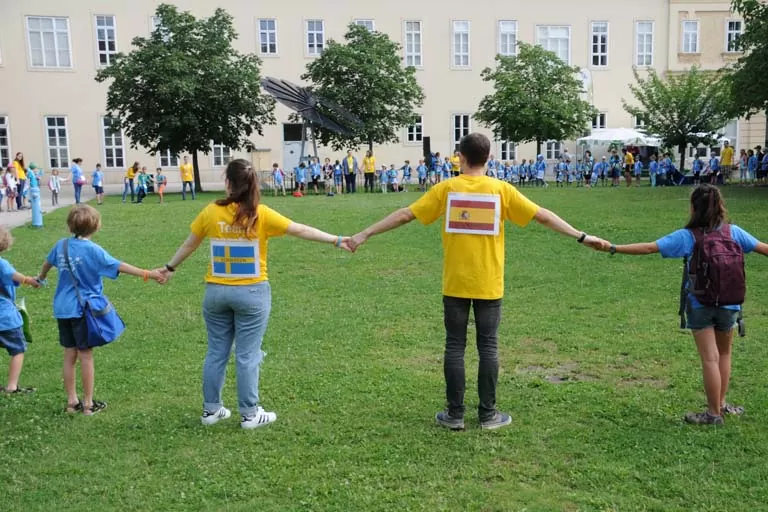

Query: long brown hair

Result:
[14,153,24,170]
[215,158,260,235]
[685,184,728,232]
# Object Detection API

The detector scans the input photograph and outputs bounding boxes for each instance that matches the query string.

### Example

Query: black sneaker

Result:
[480,412,513,430]
[684,410,724,425]
[435,410,464,430]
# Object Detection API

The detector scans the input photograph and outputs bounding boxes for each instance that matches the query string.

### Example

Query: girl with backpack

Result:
[597,184,768,425]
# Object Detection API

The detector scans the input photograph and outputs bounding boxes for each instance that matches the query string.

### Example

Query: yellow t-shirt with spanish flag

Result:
[125,167,137,179]
[13,161,26,181]
[409,175,540,300]
[721,146,734,166]
[363,156,376,174]
[180,163,194,182]
[450,156,461,173]
[190,202,292,286]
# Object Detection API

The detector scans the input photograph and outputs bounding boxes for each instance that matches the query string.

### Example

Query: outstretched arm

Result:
[755,241,768,256]
[12,272,40,289]
[285,222,351,251]
[533,208,605,248]
[38,261,53,281]
[349,207,415,251]
[612,242,659,255]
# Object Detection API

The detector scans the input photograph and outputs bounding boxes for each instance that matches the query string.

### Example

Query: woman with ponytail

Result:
[158,159,352,429]
[595,184,768,425]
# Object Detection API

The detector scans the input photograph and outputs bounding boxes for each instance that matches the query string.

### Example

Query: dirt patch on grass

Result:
[617,377,668,389]
[516,361,598,384]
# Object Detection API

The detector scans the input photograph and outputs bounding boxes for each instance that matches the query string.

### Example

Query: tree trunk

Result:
[368,139,373,153]
[678,145,687,179]
[536,139,542,157]
[192,151,203,193]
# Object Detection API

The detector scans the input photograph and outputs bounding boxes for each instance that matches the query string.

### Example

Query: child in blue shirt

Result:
[416,159,428,192]
[692,156,703,185]
[708,155,720,184]
[272,163,286,197]
[309,157,322,195]
[599,184,768,425]
[486,156,498,178]
[633,159,643,187]
[388,165,399,192]
[442,159,452,181]
[649,154,659,187]
[555,159,566,187]
[378,165,388,193]
[0,228,41,394]
[566,160,576,187]
[37,205,165,415]
[535,155,547,187]
[92,164,105,205]
[332,160,343,195]
[400,160,412,192]
[747,150,757,183]
[294,163,307,194]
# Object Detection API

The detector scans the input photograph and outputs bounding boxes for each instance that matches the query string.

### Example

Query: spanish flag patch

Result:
[444,193,501,235]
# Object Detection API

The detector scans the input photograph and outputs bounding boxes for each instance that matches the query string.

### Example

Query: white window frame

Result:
[101,116,125,169]
[592,112,607,130]
[44,116,70,169]
[498,20,518,57]
[452,20,470,68]
[211,142,231,167]
[590,21,609,67]
[498,140,516,162]
[0,116,10,169]
[94,15,117,67]
[634,114,648,130]
[151,16,170,41]
[306,19,325,56]
[354,19,375,31]
[26,16,73,69]
[258,19,278,56]
[682,20,700,54]
[545,141,563,160]
[452,114,471,148]
[725,19,743,53]
[635,21,654,67]
[405,115,423,144]
[536,25,571,64]
[157,149,179,168]
[404,21,423,68]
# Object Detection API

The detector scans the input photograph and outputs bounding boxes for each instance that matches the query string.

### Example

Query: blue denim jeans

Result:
[181,181,195,200]
[73,184,82,204]
[202,282,272,417]
[122,178,134,202]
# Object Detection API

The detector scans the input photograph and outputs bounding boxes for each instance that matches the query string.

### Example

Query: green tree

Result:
[475,42,596,155]
[96,4,275,191]
[300,23,424,152]
[728,0,768,115]
[623,67,733,172]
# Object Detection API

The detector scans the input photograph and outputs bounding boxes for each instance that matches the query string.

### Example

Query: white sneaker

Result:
[241,407,277,430]
[201,407,231,425]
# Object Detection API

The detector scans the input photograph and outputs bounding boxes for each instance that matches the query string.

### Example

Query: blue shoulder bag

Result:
[63,239,125,347]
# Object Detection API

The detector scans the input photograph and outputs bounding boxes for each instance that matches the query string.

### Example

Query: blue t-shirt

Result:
[649,161,659,175]
[310,163,321,178]
[333,165,342,176]
[0,257,22,330]
[46,238,121,319]
[416,165,427,178]
[295,167,306,182]
[92,170,104,187]
[656,225,758,310]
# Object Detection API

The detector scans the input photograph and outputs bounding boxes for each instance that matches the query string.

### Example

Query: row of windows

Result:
[17,15,744,71]
[0,116,231,170]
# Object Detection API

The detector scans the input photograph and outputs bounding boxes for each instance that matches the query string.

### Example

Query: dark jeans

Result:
[364,173,375,192]
[136,187,146,203]
[443,296,502,421]
[16,179,25,209]
[344,174,356,193]
[73,184,82,204]
[181,181,195,200]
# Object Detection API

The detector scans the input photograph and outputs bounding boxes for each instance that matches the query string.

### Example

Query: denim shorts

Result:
[57,317,90,349]
[334,176,342,185]
[0,327,27,356]
[94,186,104,194]
[686,304,739,332]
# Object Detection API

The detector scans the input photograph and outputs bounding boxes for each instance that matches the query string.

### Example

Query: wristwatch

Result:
[577,233,587,244]
[609,244,617,255]
[165,264,176,272]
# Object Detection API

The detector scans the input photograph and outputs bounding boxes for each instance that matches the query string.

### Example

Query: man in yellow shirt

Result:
[179,156,195,200]
[362,150,376,193]
[450,151,461,176]
[348,133,604,430]
[720,141,734,184]
[623,149,635,187]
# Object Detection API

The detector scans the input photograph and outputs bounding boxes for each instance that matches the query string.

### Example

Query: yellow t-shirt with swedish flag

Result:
[363,156,376,173]
[190,202,292,286]
[409,175,540,300]
[180,163,194,182]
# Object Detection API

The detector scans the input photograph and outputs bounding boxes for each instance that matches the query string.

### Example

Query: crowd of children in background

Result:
[271,140,768,195]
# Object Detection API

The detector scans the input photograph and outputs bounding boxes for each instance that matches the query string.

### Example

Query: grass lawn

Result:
[1,185,767,511]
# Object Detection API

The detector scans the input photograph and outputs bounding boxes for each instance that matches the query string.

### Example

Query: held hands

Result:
[151,268,172,285]
[347,232,368,253]
[581,235,612,252]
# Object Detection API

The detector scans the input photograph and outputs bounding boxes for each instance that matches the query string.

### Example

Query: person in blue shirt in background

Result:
[535,154,547,187]
[593,156,605,187]
[692,155,704,186]
[659,153,673,187]
[442,158,452,182]
[708,154,720,185]
[566,158,576,187]
[37,205,165,415]
[596,184,768,425]
[0,227,41,394]
[309,157,322,196]
[294,162,307,194]
[633,158,643,187]
[554,158,565,187]
[70,158,85,204]
[746,149,758,185]
[608,149,622,187]
[92,163,105,205]
[649,154,659,187]
[760,150,768,185]
[416,159,428,192]
[400,160,412,192]
[486,155,499,178]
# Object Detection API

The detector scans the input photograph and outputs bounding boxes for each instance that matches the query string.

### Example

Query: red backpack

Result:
[687,225,746,307]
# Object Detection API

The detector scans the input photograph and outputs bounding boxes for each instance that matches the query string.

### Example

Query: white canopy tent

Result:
[577,128,661,147]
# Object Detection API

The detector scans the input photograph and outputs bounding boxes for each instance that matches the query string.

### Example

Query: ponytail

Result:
[685,184,728,232]
[215,159,261,236]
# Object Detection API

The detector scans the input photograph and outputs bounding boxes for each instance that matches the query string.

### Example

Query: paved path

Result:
[2,182,225,230]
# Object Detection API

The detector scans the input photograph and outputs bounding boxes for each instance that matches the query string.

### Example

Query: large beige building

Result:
[0,0,763,184]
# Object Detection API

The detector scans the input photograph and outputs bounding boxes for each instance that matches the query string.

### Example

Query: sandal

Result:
[3,386,36,394]
[721,403,745,416]
[65,401,83,414]
[83,400,107,416]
